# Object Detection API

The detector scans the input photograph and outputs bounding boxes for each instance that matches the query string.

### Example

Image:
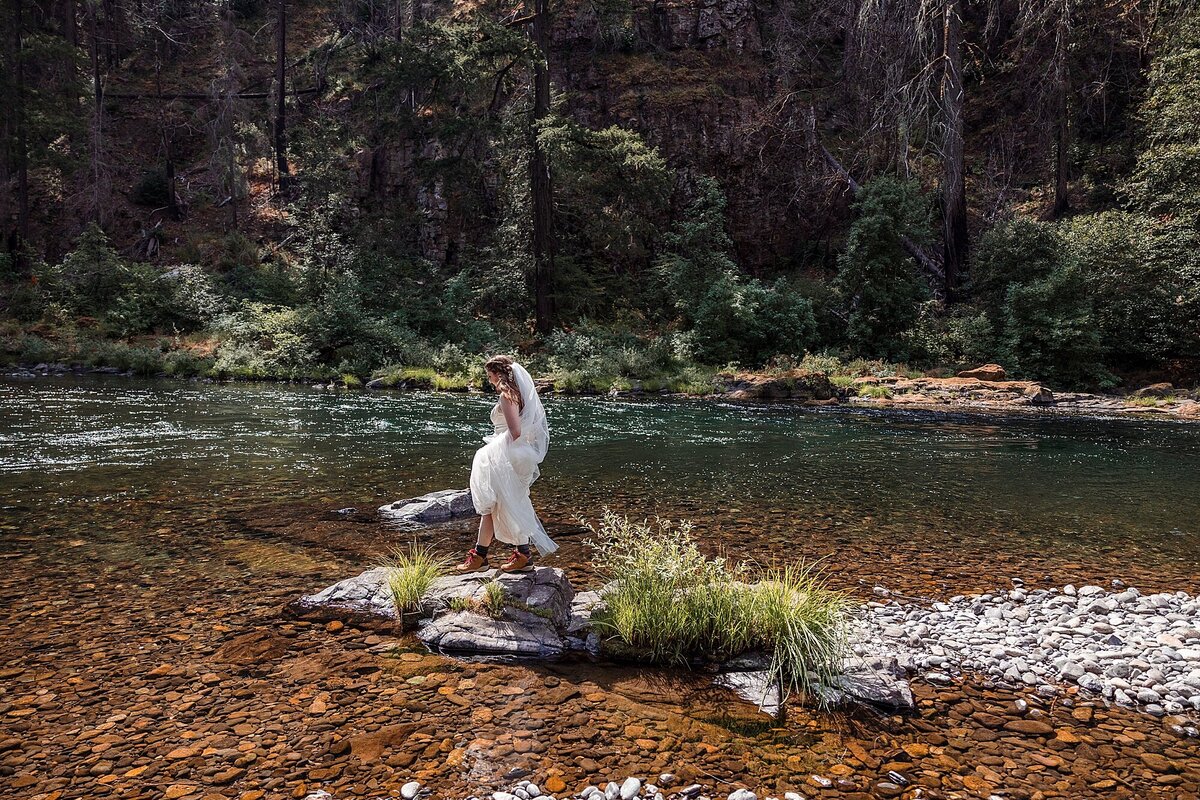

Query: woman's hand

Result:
[500,395,522,440]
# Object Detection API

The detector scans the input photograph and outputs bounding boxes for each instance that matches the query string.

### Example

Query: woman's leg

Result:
[476,513,495,547]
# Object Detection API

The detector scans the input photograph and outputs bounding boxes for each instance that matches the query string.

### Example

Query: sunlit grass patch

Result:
[856,383,892,399]
[586,511,849,697]
[384,543,448,613]
[1125,395,1168,406]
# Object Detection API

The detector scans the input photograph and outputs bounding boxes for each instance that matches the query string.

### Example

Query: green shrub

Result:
[835,177,932,360]
[162,350,212,378]
[17,334,59,364]
[132,168,172,208]
[902,301,996,369]
[970,217,1062,311]
[1001,266,1111,389]
[587,511,849,697]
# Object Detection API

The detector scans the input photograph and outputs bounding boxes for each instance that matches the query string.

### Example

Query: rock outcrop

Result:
[286,567,398,627]
[956,364,1007,382]
[719,370,837,402]
[378,488,477,525]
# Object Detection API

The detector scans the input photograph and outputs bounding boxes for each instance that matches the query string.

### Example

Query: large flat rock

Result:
[422,567,574,627]
[418,609,565,659]
[378,488,477,525]
[285,567,397,627]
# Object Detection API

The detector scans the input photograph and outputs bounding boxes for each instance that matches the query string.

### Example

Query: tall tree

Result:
[4,0,30,268]
[274,0,289,190]
[528,0,555,332]
[940,0,967,300]
[856,0,970,301]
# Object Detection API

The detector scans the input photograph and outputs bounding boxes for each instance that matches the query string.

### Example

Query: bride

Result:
[456,355,558,573]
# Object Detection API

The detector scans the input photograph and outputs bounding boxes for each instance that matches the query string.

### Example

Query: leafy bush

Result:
[132,168,172,208]
[211,303,322,379]
[1061,212,1179,363]
[1001,265,1111,389]
[970,217,1062,310]
[835,177,932,360]
[902,301,996,369]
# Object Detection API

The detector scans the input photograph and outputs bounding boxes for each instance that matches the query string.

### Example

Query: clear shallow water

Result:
[2,375,1198,584]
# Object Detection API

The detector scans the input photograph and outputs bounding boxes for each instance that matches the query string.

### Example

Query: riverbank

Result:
[7,359,1200,424]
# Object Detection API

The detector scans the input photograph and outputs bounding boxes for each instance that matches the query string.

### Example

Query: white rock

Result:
[402,781,422,800]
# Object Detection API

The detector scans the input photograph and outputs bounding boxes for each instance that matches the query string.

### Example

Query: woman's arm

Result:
[500,395,522,440]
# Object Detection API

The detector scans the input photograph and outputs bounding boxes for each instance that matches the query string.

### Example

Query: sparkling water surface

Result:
[2,375,1198,577]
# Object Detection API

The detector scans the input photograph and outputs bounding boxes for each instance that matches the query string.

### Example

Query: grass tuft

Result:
[383,544,448,613]
[586,510,849,699]
[856,383,892,399]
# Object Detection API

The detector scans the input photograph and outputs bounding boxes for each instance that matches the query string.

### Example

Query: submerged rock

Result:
[820,658,916,713]
[716,670,781,716]
[379,488,477,525]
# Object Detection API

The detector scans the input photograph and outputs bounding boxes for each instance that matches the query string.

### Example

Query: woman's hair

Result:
[485,355,524,410]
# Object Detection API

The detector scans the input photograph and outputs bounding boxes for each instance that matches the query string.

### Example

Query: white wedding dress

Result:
[468,363,558,555]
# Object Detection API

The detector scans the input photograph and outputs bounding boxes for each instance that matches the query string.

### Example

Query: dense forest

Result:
[1,0,1197,390]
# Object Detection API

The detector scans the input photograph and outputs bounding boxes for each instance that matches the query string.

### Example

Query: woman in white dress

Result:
[456,355,558,573]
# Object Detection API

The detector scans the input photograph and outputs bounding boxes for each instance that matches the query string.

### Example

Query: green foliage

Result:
[211,303,323,379]
[902,301,996,369]
[384,544,449,613]
[1061,211,1179,363]
[1131,12,1200,226]
[657,179,816,365]
[1001,265,1111,389]
[971,218,1062,310]
[856,383,892,399]
[132,168,172,208]
[588,510,849,697]
[835,177,932,360]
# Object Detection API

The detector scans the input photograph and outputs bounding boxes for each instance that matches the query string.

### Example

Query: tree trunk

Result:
[940,0,968,302]
[154,35,180,220]
[1049,6,1071,220]
[88,0,106,224]
[274,0,289,190]
[529,0,555,333]
[10,0,29,271]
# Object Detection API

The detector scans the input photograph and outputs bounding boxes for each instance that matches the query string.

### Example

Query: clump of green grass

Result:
[856,383,892,399]
[586,511,849,698]
[431,372,473,391]
[481,580,506,617]
[1125,395,1168,406]
[384,544,448,614]
[371,365,436,389]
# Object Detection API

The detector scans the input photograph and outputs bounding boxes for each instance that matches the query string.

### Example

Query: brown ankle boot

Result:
[500,550,531,573]
[455,548,489,573]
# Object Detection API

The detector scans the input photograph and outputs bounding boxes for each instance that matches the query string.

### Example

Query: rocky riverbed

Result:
[4,496,1200,800]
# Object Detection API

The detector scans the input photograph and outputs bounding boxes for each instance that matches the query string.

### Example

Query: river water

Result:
[2,375,1199,799]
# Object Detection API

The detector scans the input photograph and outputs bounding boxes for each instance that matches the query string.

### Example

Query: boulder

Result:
[1134,382,1175,398]
[286,567,397,627]
[1023,385,1055,405]
[819,658,915,713]
[419,610,565,659]
[724,371,836,402]
[379,488,477,525]
[957,364,1007,382]
[422,567,575,627]
[715,670,781,716]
